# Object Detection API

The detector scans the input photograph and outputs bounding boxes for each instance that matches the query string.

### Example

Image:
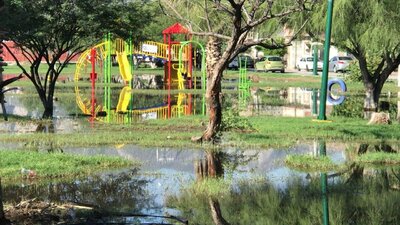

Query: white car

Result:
[296,56,323,71]
[328,56,353,73]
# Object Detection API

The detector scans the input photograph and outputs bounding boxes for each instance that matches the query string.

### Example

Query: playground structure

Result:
[238,56,251,109]
[74,23,206,122]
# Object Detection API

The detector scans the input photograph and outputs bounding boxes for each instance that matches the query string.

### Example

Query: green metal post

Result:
[313,45,318,76]
[318,0,335,120]
[128,35,134,124]
[238,56,246,108]
[321,173,329,225]
[319,140,329,225]
[238,56,251,109]
[108,33,112,122]
[104,33,112,122]
[178,41,206,115]
[312,89,318,116]
[103,34,107,120]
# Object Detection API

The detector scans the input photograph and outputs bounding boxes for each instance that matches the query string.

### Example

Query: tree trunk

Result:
[358,54,377,115]
[195,150,225,180]
[0,180,4,219]
[42,100,54,119]
[209,198,230,225]
[0,179,10,225]
[358,53,397,118]
[363,84,377,118]
[41,83,55,119]
[202,37,223,142]
[346,144,368,184]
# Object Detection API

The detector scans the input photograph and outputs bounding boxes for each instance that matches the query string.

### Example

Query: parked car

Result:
[296,56,323,71]
[227,55,254,69]
[255,56,285,73]
[329,56,353,73]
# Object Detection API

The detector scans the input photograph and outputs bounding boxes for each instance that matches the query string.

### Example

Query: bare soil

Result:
[4,198,92,224]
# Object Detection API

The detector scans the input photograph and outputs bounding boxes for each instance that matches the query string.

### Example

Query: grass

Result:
[0,115,206,149]
[355,152,400,165]
[0,150,137,182]
[224,70,399,93]
[285,154,343,172]
[285,151,400,172]
[1,115,400,150]
[227,116,400,148]
[190,178,233,197]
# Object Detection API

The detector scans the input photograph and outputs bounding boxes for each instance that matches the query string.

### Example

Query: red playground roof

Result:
[162,23,190,34]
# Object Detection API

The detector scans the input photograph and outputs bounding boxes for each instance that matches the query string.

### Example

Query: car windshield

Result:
[268,56,282,61]
[339,56,352,61]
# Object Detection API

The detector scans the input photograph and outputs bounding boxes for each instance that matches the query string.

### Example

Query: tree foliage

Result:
[0,0,156,118]
[293,0,400,110]
[160,0,317,141]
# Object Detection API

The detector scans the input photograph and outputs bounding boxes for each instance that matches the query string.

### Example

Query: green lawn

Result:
[1,115,399,150]
[0,150,137,182]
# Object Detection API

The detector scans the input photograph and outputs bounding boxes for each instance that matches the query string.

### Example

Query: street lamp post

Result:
[318,0,335,120]
[313,44,318,76]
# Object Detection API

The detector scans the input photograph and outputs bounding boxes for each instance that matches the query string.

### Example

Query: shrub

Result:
[331,94,398,119]
[331,94,364,118]
[221,107,253,131]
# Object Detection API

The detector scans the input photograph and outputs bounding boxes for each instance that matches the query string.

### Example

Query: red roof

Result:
[162,23,190,34]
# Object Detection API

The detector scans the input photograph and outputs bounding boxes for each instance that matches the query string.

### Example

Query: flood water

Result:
[1,82,400,224]
[2,142,400,224]
[2,83,399,121]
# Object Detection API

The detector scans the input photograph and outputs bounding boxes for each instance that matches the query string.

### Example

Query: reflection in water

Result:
[85,91,202,124]
[20,121,65,153]
[195,150,229,225]
[319,140,329,225]
[169,145,400,225]
[3,169,178,224]
[171,168,400,224]
[248,87,332,117]
[3,169,151,212]
[193,149,259,225]
[3,143,400,224]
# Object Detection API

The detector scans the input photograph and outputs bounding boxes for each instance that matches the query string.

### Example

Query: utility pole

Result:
[318,0,335,120]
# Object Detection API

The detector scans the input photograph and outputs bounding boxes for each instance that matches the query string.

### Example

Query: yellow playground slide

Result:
[116,86,132,113]
[116,52,133,82]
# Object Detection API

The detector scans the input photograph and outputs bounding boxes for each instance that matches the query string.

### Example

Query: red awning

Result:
[162,23,190,34]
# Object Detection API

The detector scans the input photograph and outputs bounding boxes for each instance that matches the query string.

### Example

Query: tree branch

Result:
[190,31,231,40]
[1,42,30,79]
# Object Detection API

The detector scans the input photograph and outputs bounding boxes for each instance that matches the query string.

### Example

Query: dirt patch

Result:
[4,198,93,224]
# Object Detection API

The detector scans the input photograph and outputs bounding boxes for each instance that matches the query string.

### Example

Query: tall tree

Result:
[301,0,400,112]
[160,0,317,141]
[0,0,155,118]
[1,2,11,224]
